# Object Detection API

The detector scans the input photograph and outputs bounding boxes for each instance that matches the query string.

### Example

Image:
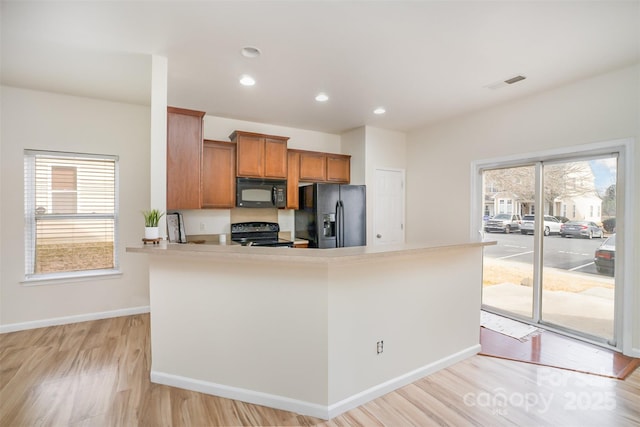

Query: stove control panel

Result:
[231,222,280,233]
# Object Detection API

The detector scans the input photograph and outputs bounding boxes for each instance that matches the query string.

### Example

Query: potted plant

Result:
[142,209,164,240]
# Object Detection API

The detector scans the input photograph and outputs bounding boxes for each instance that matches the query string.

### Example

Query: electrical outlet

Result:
[376,340,384,355]
[199,222,205,232]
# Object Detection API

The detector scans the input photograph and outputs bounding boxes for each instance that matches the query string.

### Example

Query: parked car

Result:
[484,213,522,233]
[520,215,563,236]
[560,221,604,239]
[554,216,570,223]
[594,234,615,275]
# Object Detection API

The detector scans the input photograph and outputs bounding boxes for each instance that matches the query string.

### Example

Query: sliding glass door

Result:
[540,158,617,343]
[481,155,618,345]
[481,165,535,320]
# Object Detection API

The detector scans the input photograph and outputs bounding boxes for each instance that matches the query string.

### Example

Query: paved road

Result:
[483,231,613,276]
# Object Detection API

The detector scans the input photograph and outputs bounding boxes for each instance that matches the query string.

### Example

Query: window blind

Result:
[24,150,119,278]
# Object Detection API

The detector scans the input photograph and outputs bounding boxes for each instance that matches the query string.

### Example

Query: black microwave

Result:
[236,178,287,208]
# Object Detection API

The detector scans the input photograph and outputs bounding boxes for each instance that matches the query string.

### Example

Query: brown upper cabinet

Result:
[287,149,351,209]
[299,151,327,181]
[229,131,289,179]
[326,154,351,183]
[202,140,236,209]
[167,107,205,210]
[168,115,351,210]
[293,149,351,184]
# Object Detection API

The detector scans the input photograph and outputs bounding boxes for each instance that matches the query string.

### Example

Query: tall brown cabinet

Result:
[167,107,236,210]
[166,107,205,210]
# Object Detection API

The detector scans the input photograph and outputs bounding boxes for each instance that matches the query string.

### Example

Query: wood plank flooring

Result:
[1,314,639,426]
[480,327,640,379]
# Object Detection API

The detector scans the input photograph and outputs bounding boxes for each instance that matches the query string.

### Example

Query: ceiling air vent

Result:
[485,75,527,90]
[505,75,526,84]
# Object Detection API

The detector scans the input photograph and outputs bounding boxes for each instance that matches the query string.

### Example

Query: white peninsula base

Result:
[129,241,493,419]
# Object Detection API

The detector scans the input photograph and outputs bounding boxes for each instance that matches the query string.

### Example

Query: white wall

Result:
[405,64,640,354]
[150,55,168,233]
[203,115,341,152]
[364,127,407,173]
[0,86,151,327]
[341,127,366,185]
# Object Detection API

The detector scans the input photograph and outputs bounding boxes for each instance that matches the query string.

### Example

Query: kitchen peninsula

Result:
[127,240,494,419]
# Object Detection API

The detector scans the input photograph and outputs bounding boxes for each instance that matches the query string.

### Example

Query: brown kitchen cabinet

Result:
[202,140,236,208]
[299,151,327,181]
[286,150,300,209]
[286,149,351,209]
[294,149,351,184]
[167,107,206,210]
[326,154,351,183]
[229,130,289,179]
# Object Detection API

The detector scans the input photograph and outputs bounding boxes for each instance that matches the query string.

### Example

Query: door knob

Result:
[376,234,382,238]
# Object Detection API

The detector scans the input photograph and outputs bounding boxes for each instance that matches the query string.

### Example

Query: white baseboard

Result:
[151,344,480,420]
[327,344,481,418]
[631,348,640,358]
[151,371,329,419]
[0,305,150,334]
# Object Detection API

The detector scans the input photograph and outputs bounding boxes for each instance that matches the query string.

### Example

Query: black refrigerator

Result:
[295,183,366,248]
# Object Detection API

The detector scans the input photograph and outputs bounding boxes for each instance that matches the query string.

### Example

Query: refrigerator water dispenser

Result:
[322,213,336,237]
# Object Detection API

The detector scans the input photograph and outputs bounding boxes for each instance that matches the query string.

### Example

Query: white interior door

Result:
[374,168,405,245]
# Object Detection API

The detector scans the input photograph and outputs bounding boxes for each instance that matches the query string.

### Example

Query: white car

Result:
[485,213,522,233]
[520,215,562,236]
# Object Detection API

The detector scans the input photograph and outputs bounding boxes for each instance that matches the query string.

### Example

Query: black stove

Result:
[230,222,294,247]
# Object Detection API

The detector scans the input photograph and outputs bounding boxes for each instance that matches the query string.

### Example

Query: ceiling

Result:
[2,1,639,134]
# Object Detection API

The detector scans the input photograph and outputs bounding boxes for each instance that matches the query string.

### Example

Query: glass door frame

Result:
[471,138,634,354]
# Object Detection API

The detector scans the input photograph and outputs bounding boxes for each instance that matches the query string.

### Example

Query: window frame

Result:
[23,149,121,284]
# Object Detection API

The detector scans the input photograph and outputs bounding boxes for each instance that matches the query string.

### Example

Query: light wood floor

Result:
[1,314,638,426]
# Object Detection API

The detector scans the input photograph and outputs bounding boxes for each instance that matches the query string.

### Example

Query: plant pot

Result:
[145,226,160,240]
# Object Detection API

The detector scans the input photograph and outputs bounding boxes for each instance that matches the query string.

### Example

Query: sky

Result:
[589,158,617,192]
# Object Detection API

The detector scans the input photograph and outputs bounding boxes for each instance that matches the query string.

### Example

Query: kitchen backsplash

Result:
[174,208,295,238]
[230,208,278,224]
[175,209,229,236]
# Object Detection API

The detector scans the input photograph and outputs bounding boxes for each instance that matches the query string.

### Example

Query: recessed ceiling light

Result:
[239,75,256,86]
[315,93,329,102]
[373,107,386,115]
[241,46,261,58]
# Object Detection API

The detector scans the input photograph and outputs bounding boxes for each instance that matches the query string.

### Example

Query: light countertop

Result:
[127,239,496,264]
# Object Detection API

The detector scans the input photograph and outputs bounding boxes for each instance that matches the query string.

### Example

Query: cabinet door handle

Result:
[376,234,382,238]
